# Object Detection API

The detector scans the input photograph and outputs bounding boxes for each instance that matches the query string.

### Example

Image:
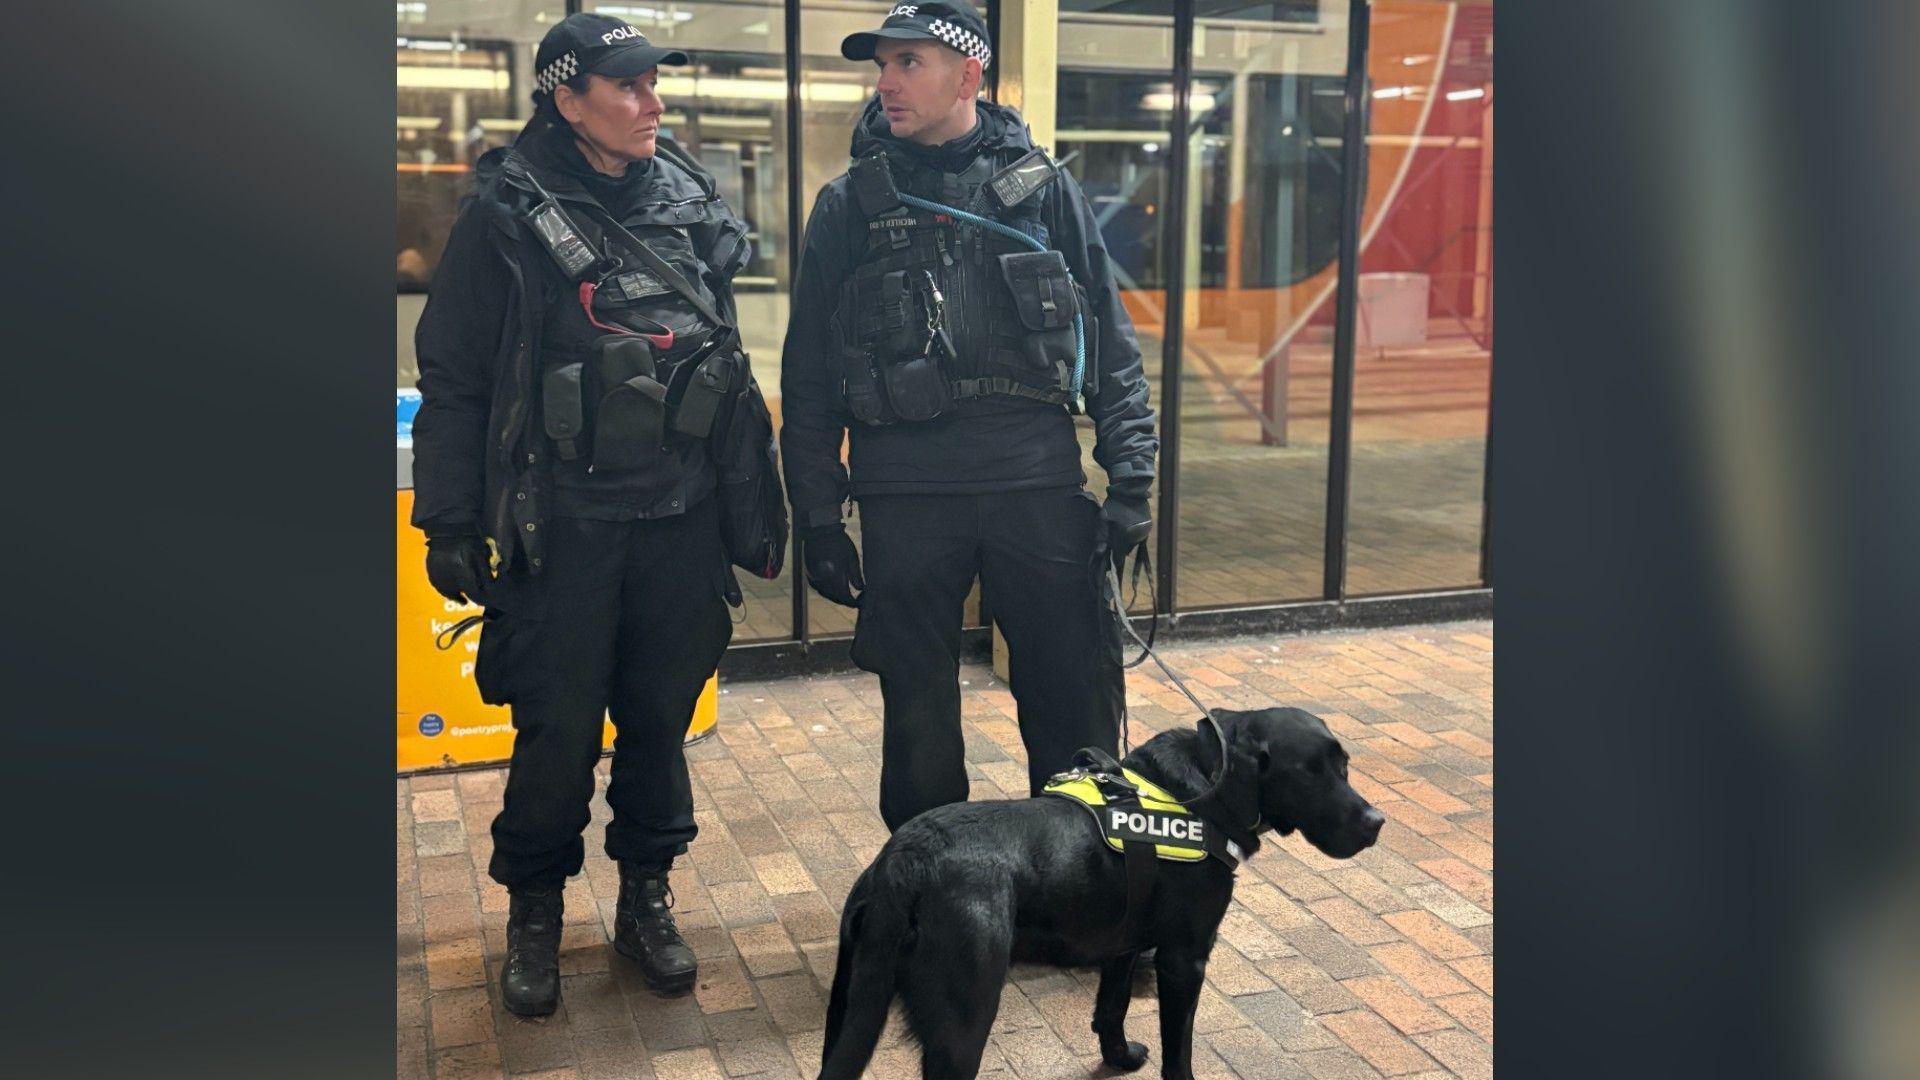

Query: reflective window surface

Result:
[1345,0,1491,595]
[396,1,565,387]
[1170,2,1351,608]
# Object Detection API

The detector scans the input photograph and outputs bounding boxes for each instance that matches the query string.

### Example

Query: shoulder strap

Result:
[576,203,732,336]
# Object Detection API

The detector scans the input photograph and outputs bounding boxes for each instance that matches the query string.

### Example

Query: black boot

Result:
[501,885,564,1017]
[615,861,697,994]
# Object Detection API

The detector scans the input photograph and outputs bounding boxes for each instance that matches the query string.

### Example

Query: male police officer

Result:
[412,13,763,1015]
[780,1,1158,831]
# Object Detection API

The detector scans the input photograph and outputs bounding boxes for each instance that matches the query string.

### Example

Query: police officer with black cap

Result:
[780,1,1159,832]
[412,12,781,1016]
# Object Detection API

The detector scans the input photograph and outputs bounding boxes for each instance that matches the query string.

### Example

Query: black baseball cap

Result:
[841,2,993,69]
[533,13,689,99]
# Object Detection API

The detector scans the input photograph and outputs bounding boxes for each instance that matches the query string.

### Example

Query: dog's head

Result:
[1224,707,1384,859]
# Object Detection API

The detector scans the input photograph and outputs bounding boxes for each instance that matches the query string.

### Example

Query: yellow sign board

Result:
[396,491,716,772]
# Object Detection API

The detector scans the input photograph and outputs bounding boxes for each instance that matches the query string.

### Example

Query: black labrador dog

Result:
[819,706,1385,1079]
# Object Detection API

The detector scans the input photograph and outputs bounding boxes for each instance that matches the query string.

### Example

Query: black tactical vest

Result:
[498,149,740,475]
[830,150,1097,425]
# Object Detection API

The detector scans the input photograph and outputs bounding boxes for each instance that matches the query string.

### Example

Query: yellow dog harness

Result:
[1041,761,1248,868]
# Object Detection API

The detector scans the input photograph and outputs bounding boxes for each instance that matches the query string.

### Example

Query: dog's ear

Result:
[1230,709,1275,774]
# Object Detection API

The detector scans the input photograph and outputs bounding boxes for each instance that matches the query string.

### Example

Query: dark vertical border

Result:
[565,0,582,14]
[986,0,1001,100]
[1480,369,1493,586]
[784,0,810,644]
[1322,0,1369,601]
[1157,0,1194,615]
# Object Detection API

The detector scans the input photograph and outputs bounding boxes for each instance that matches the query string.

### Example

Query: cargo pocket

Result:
[1083,493,1126,668]
[996,250,1078,388]
[472,578,546,706]
[473,609,538,706]
[848,603,883,676]
[711,556,744,610]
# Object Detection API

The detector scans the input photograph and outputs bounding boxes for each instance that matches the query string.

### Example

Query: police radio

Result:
[524,199,600,281]
[985,147,1061,210]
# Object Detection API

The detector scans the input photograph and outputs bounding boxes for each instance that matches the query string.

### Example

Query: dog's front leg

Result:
[1153,947,1207,1080]
[1092,952,1149,1071]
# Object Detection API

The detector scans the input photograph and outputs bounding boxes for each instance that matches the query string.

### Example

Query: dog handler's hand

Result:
[425,529,493,606]
[801,524,865,608]
[1100,495,1152,574]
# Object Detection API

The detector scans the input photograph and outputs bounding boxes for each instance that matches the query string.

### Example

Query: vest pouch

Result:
[671,345,734,438]
[997,250,1078,388]
[593,374,668,471]
[862,270,923,362]
[834,283,895,425]
[592,334,657,389]
[541,362,586,460]
[882,354,952,422]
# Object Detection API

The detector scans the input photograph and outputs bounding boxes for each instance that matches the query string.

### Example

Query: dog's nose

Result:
[1360,807,1385,838]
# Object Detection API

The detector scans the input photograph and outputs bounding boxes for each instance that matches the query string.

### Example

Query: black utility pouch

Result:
[672,339,735,438]
[882,355,952,422]
[594,376,669,470]
[589,335,666,471]
[862,270,923,362]
[998,250,1078,387]
[832,289,894,425]
[593,334,657,388]
[542,362,586,460]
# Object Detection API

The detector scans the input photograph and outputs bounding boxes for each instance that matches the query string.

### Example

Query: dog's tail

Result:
[820,866,911,1079]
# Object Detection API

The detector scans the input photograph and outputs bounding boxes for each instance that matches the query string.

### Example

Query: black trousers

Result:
[850,487,1125,831]
[480,498,735,891]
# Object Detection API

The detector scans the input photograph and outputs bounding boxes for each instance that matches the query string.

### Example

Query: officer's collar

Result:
[859,98,1009,175]
[519,120,656,197]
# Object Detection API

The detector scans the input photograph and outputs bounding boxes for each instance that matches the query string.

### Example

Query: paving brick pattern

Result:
[398,620,1493,1079]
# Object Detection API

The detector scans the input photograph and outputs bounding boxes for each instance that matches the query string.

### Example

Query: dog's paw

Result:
[1102,1040,1149,1071]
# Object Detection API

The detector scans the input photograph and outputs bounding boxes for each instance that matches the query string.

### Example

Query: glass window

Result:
[397,1,566,388]
[1344,0,1490,595]
[1171,1,1351,609]
[1058,1,1175,615]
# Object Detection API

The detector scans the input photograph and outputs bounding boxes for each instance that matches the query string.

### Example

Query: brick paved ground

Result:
[398,620,1493,1080]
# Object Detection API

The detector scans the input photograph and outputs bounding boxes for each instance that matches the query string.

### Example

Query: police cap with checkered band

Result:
[532,12,690,101]
[840,1,993,70]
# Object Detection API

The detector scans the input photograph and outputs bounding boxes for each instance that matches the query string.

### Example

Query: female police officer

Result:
[410,13,760,1016]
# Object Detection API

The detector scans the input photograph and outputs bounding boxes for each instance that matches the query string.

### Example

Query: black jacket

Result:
[410,119,751,573]
[779,99,1158,530]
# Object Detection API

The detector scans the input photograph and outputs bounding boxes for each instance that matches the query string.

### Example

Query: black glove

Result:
[801,524,864,608]
[1098,495,1153,574]
[425,530,493,606]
